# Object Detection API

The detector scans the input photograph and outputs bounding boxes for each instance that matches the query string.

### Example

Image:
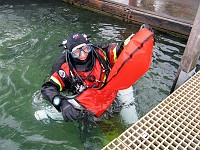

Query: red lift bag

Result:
[76,28,154,117]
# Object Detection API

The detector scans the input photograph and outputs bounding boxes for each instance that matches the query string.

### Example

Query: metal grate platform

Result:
[102,70,200,150]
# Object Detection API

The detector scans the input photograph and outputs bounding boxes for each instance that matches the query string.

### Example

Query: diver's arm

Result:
[50,50,66,75]
[41,80,63,111]
[102,42,124,67]
[42,49,67,104]
[41,81,59,102]
[41,81,82,121]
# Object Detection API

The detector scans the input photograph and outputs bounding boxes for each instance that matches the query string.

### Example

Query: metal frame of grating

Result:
[102,70,200,150]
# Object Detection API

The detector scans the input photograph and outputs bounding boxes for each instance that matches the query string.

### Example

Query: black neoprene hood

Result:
[66,33,88,52]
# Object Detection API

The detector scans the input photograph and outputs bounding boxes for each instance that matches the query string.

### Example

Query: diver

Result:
[41,24,154,122]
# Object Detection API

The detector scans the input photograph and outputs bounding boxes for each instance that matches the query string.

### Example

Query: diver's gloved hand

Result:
[140,24,154,32]
[60,99,82,122]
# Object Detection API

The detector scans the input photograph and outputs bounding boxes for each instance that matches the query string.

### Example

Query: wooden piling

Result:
[171,4,200,92]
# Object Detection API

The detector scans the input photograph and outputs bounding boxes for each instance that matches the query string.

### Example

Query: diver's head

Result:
[67,33,92,60]
[66,33,94,71]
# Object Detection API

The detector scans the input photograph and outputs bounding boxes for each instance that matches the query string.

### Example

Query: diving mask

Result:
[70,43,92,58]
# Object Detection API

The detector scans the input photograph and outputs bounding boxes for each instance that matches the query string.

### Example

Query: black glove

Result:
[60,99,82,122]
[140,24,154,33]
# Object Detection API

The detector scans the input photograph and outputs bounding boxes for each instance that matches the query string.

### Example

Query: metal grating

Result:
[102,70,200,150]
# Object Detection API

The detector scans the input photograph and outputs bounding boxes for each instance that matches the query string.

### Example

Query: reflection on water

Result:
[0,0,199,150]
[113,0,200,21]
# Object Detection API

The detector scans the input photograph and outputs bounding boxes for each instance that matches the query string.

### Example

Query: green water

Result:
[0,0,199,150]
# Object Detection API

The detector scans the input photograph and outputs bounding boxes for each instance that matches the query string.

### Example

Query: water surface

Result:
[0,0,199,150]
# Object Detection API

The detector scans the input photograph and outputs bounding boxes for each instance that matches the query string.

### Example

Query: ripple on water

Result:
[0,139,20,150]
[0,12,31,46]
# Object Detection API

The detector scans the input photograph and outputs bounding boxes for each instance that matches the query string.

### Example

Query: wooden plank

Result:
[62,0,192,36]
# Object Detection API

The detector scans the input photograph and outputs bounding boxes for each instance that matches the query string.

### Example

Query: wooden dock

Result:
[62,0,192,36]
